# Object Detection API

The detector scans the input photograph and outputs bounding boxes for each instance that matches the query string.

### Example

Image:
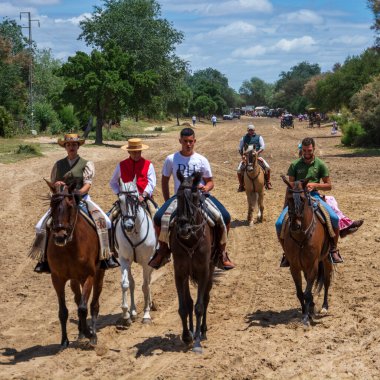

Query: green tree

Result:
[0,105,14,137]
[58,43,134,144]
[79,0,186,114]
[193,95,217,119]
[239,77,273,106]
[351,74,380,145]
[167,81,192,126]
[368,0,380,48]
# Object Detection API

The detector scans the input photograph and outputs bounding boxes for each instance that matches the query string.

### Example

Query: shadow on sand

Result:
[134,333,187,357]
[0,344,62,365]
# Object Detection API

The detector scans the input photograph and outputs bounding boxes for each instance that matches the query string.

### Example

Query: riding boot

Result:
[237,173,245,192]
[34,260,51,274]
[280,254,290,267]
[148,241,171,269]
[329,228,343,264]
[100,229,120,270]
[264,169,273,190]
[340,219,364,238]
[216,243,235,270]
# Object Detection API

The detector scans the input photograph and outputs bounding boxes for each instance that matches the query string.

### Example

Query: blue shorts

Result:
[275,192,339,234]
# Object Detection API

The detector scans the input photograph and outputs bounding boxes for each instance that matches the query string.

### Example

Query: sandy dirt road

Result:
[0,117,379,379]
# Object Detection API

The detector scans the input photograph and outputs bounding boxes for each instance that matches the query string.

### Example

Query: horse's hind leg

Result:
[141,265,154,323]
[78,276,94,340]
[321,260,333,314]
[89,268,105,345]
[52,274,69,347]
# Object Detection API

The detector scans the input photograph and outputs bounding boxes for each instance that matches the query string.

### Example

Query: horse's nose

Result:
[54,231,68,246]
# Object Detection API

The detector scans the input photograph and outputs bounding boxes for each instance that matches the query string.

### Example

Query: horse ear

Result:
[281,175,292,188]
[44,178,56,193]
[176,168,185,183]
[193,171,202,187]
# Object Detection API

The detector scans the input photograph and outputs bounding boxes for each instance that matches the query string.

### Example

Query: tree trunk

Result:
[176,112,179,126]
[95,114,103,145]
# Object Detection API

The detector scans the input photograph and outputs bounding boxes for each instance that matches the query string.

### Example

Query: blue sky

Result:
[1,0,375,90]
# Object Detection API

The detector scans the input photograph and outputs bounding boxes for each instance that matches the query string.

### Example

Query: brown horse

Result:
[170,170,215,353]
[280,176,333,326]
[243,145,265,226]
[45,180,105,347]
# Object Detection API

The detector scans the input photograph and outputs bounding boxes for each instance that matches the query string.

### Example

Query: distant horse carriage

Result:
[280,114,294,129]
[307,108,321,128]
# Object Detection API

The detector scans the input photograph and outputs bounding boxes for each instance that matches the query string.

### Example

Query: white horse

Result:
[115,178,156,326]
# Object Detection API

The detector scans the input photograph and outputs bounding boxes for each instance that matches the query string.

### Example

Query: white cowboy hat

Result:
[121,138,149,151]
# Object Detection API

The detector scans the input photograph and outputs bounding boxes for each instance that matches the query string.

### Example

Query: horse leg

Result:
[193,269,209,354]
[70,279,83,338]
[185,279,194,335]
[128,265,137,321]
[257,191,264,223]
[201,269,214,341]
[78,276,94,340]
[246,190,254,226]
[141,265,154,323]
[89,268,105,345]
[51,274,69,347]
[290,266,305,315]
[321,259,333,314]
[175,272,192,345]
[119,256,132,327]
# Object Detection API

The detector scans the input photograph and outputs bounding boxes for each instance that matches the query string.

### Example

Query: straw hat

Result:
[58,133,85,147]
[121,138,149,151]
[247,124,255,130]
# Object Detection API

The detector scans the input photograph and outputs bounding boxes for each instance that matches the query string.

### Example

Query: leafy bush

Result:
[49,119,65,135]
[34,101,58,132]
[15,144,41,155]
[58,105,79,130]
[340,121,365,146]
[154,126,163,131]
[0,106,15,137]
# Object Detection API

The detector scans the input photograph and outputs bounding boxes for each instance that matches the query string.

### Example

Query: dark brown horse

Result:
[45,180,105,347]
[280,176,332,326]
[170,170,214,353]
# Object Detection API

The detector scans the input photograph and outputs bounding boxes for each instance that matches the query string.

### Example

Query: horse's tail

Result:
[315,261,325,294]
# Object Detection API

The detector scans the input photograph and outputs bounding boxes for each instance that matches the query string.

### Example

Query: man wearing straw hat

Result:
[109,138,157,212]
[29,133,120,273]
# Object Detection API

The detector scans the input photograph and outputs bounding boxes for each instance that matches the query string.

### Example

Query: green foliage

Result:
[368,0,380,48]
[351,74,380,146]
[167,81,193,124]
[58,104,79,130]
[0,106,15,137]
[49,119,65,135]
[34,101,58,132]
[239,77,273,107]
[193,95,217,118]
[16,144,41,155]
[340,121,365,146]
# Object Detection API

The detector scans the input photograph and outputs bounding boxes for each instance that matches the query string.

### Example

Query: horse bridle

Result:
[287,187,316,246]
[118,190,139,224]
[50,192,79,242]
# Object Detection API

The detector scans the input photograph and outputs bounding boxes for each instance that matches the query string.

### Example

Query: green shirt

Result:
[287,156,329,183]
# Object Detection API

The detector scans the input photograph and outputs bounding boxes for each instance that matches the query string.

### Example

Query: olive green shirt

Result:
[287,156,329,183]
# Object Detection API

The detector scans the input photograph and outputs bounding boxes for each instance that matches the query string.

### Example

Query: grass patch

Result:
[352,147,380,157]
[0,139,43,164]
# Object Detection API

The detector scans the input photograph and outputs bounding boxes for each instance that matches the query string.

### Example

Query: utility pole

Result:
[20,12,40,130]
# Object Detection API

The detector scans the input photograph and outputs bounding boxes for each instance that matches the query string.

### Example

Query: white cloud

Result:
[232,45,267,58]
[279,9,324,24]
[54,13,91,26]
[328,35,371,47]
[201,21,256,39]
[273,36,316,52]
[1,2,36,17]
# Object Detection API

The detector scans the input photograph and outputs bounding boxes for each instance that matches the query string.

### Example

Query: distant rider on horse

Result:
[237,124,272,192]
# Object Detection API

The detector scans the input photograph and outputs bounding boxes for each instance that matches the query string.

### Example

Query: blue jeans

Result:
[154,194,231,227]
[275,192,339,234]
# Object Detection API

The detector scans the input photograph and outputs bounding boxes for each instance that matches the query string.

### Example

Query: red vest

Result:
[119,157,151,194]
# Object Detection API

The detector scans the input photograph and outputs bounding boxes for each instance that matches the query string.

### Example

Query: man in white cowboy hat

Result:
[109,138,156,207]
[30,133,120,273]
[237,124,272,191]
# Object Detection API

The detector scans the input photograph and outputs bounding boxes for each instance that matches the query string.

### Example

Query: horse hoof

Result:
[182,334,193,345]
[116,317,132,329]
[61,339,69,348]
[248,221,254,227]
[131,314,137,322]
[90,336,98,346]
[320,307,328,315]
[150,301,158,311]
[192,346,203,354]
[142,318,152,324]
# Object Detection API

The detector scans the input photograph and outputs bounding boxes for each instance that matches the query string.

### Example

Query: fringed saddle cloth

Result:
[280,200,336,240]
[159,197,228,247]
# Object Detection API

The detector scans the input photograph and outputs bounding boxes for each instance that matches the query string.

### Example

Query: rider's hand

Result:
[198,184,206,192]
[54,181,66,187]
[306,183,316,192]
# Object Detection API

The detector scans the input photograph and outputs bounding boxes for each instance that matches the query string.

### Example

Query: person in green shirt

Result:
[275,137,362,267]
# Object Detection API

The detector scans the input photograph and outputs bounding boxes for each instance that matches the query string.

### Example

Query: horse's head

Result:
[118,177,139,232]
[46,179,80,246]
[282,175,311,232]
[243,144,257,172]
[176,169,203,240]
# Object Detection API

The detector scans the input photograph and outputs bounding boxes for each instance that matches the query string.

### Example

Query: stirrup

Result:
[34,261,51,274]
[100,256,120,270]
[148,249,171,270]
[280,255,290,268]
[329,250,343,264]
